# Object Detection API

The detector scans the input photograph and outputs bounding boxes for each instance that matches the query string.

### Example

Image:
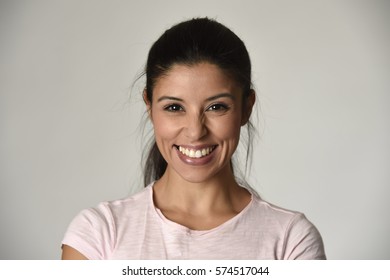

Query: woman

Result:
[62,18,326,260]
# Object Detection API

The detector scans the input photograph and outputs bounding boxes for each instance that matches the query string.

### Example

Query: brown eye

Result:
[164,104,183,112]
[207,103,229,111]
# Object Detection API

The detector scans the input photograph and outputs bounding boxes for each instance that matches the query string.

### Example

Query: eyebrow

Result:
[157,93,235,103]
[206,93,236,101]
[157,96,183,102]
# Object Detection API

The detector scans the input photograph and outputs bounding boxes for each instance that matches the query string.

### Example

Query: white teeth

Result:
[178,146,215,158]
[195,150,202,158]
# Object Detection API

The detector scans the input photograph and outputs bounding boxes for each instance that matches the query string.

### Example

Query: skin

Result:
[61,245,87,260]
[62,62,255,259]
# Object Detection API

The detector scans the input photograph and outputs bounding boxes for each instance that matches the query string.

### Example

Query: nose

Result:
[184,114,207,140]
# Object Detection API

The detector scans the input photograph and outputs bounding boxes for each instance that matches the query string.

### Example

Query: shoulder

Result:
[74,185,152,225]
[246,189,304,226]
[246,190,326,259]
[101,185,152,219]
[62,185,153,259]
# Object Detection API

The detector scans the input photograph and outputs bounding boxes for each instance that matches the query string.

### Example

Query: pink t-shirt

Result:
[62,183,326,259]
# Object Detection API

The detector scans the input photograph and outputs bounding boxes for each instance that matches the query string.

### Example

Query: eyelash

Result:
[207,103,229,111]
[163,103,230,112]
[164,104,183,112]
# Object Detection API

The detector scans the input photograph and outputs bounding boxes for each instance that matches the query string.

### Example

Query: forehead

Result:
[153,63,241,99]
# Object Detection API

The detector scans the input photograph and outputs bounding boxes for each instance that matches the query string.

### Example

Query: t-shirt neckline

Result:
[147,182,255,236]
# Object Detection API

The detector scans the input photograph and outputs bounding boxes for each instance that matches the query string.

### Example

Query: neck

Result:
[153,164,249,216]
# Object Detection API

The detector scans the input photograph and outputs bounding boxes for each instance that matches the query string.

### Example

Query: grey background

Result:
[1,0,389,259]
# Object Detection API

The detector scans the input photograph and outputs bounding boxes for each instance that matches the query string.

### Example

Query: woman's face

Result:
[147,62,254,183]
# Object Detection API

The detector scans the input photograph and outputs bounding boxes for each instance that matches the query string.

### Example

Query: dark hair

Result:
[143,17,254,187]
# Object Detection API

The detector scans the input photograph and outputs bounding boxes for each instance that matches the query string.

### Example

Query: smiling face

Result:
[146,62,254,184]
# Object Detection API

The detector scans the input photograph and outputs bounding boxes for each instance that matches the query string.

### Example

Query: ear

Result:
[241,89,256,126]
[143,89,153,121]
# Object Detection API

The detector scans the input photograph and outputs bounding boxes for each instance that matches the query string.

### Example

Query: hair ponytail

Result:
[143,141,167,187]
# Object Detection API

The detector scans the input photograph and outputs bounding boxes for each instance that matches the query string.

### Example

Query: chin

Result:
[174,165,227,184]
[180,176,211,184]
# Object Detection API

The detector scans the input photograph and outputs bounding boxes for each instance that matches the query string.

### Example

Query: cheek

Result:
[152,113,179,142]
[209,114,242,140]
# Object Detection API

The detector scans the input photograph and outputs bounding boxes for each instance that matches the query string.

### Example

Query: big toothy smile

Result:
[176,145,216,159]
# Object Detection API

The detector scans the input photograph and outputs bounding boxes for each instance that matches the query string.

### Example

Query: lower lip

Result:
[175,146,217,166]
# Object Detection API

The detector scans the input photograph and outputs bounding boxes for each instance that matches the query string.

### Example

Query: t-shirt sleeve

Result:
[62,203,115,260]
[283,213,326,260]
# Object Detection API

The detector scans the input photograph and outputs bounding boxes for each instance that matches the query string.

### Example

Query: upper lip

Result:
[174,144,217,150]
